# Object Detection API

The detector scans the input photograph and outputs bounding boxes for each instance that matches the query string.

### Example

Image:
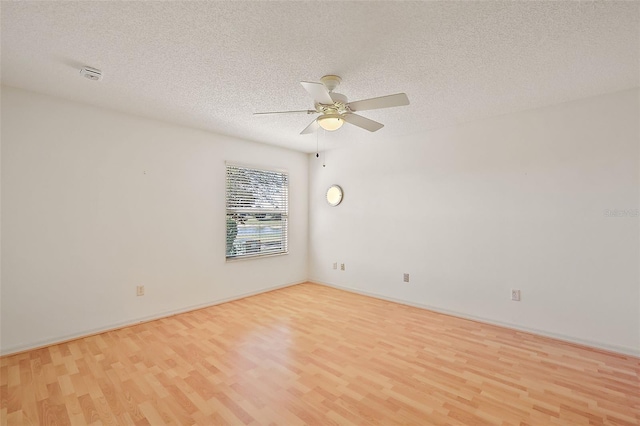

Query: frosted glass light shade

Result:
[317,114,344,131]
[326,185,343,206]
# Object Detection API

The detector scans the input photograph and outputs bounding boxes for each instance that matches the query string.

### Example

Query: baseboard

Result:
[0,280,305,357]
[311,280,640,358]
[6,280,637,359]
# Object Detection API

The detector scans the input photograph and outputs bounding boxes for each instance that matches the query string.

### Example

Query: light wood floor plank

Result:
[1,282,638,425]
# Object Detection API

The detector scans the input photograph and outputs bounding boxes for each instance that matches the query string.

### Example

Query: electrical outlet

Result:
[340,263,345,271]
[403,273,410,283]
[333,262,337,270]
[511,289,521,301]
[137,285,145,296]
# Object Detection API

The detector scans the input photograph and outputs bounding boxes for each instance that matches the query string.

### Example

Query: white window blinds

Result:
[226,164,289,260]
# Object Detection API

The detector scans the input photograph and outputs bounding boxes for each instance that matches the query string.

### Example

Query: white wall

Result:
[3,86,638,357]
[1,86,309,354]
[309,89,640,356]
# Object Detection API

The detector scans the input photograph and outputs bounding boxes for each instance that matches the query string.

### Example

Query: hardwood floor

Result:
[1,283,638,425]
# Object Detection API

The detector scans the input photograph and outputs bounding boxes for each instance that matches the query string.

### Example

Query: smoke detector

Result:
[80,67,102,81]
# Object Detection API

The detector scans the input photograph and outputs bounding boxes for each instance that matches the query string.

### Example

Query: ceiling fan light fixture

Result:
[317,114,344,131]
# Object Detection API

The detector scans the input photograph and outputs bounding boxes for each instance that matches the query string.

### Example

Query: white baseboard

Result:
[311,280,640,358]
[5,280,637,359]
[0,280,304,357]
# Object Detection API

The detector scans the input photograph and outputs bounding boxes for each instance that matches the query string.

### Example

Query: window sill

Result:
[225,251,289,262]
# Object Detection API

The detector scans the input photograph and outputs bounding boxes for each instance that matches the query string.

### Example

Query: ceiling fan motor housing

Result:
[316,92,349,114]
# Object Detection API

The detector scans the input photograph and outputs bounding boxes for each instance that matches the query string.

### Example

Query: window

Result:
[226,164,288,260]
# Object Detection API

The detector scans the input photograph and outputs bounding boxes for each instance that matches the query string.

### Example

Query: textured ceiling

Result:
[2,1,638,153]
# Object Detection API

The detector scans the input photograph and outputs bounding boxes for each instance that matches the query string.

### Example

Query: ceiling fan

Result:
[254,75,410,134]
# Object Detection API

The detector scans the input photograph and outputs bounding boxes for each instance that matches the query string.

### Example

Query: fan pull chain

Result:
[322,129,326,167]
[316,129,319,158]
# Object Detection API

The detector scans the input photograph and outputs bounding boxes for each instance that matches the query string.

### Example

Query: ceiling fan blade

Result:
[343,113,384,132]
[300,119,320,134]
[300,81,334,105]
[347,93,409,112]
[254,110,316,115]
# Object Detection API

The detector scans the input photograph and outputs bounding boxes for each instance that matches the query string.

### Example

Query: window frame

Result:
[225,163,289,261]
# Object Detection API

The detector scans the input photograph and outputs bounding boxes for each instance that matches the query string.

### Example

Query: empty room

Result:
[1,1,638,425]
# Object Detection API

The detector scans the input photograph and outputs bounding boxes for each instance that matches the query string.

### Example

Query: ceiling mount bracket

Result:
[320,75,341,92]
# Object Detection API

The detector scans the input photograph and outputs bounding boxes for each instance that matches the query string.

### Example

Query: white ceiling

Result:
[2,1,638,153]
